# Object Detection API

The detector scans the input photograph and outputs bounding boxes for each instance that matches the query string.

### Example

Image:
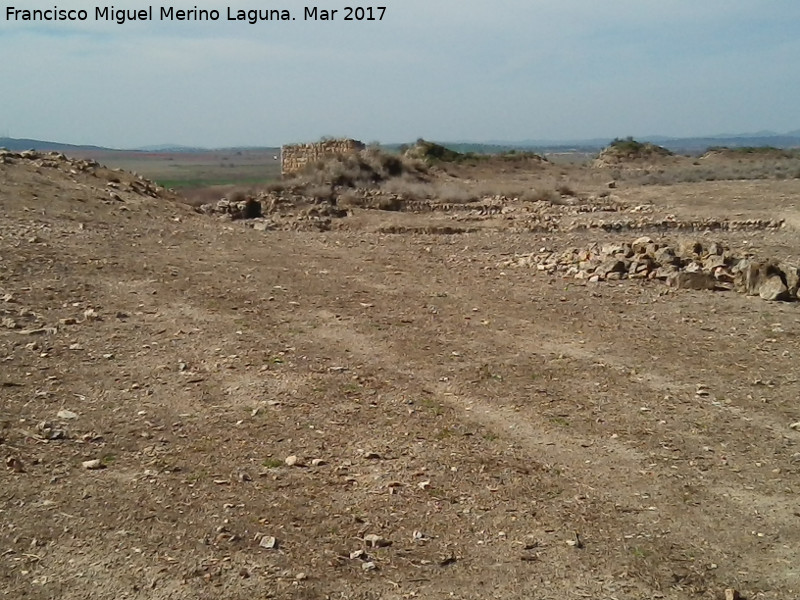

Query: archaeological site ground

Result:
[2,139,800,600]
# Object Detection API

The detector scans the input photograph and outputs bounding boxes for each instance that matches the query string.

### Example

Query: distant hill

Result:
[0,137,281,154]
[4,131,800,157]
[134,144,204,153]
[461,131,800,155]
[647,134,800,154]
[0,137,116,152]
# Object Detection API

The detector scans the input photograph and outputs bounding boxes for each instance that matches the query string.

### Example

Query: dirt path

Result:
[3,156,800,599]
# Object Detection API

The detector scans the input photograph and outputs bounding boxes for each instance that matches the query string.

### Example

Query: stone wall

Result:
[281,139,365,177]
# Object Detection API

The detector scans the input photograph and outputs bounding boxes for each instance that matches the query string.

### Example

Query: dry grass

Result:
[618,159,800,185]
[282,147,429,190]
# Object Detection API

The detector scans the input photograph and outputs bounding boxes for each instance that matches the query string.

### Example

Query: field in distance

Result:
[76,147,282,190]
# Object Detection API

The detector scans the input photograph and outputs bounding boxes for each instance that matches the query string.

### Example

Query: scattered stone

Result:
[503,237,798,302]
[349,549,367,560]
[364,534,390,548]
[789,422,800,430]
[18,327,58,336]
[36,421,67,440]
[725,589,740,600]
[295,572,307,581]
[259,536,278,550]
[83,309,101,321]
[284,455,302,467]
[57,409,79,420]
[82,459,104,470]
[566,532,583,548]
[311,458,326,467]
[595,258,627,278]
[6,456,25,473]
[361,561,377,572]
[199,196,263,220]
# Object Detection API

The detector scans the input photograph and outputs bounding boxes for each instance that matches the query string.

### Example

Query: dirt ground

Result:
[2,151,800,600]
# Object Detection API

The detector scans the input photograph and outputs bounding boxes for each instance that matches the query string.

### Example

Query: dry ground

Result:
[2,153,800,600]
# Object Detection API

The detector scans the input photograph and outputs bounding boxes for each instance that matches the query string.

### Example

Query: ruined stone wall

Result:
[281,139,365,176]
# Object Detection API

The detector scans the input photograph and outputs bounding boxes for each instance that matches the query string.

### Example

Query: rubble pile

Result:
[0,149,170,200]
[198,194,350,232]
[564,217,784,234]
[0,149,100,173]
[503,236,800,301]
[197,197,263,220]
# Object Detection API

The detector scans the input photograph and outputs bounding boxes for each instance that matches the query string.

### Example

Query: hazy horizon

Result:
[4,129,800,153]
[2,1,799,148]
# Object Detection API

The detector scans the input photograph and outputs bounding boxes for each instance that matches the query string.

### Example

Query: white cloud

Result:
[1,1,798,145]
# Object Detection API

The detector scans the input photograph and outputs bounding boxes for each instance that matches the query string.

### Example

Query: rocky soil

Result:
[3,150,800,600]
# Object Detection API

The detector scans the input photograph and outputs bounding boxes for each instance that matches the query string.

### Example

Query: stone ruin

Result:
[280,138,365,177]
[502,237,800,302]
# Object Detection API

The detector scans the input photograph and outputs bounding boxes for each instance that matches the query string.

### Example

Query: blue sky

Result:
[1,1,798,148]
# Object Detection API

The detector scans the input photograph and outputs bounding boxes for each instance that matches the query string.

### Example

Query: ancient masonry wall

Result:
[281,139,365,176]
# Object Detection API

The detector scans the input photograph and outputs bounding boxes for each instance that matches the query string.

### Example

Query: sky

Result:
[1,1,799,148]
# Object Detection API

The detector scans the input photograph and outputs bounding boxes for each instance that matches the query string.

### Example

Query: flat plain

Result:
[2,144,800,600]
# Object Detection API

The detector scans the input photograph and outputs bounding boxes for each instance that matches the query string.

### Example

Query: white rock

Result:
[364,534,390,548]
[259,536,277,549]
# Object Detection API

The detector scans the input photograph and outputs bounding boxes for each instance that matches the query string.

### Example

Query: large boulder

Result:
[759,276,791,301]
[736,260,797,301]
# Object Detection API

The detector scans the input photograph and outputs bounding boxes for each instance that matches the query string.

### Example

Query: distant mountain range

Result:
[2,130,800,155]
[0,138,279,153]
[0,137,116,153]
[476,131,800,154]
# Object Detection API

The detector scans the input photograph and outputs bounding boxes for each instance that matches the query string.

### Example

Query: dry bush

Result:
[379,177,434,200]
[305,184,335,203]
[286,147,429,190]
[377,178,479,203]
